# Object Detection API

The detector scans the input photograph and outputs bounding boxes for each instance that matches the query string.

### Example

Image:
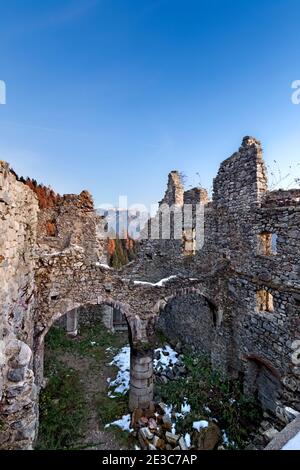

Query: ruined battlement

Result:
[57,190,94,210]
[159,170,184,207]
[184,187,209,205]
[213,136,268,209]
[37,188,105,263]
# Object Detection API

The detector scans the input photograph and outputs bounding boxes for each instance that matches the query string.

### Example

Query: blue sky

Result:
[0,0,300,208]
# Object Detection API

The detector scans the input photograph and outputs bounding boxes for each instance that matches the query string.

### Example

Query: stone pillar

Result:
[129,348,154,411]
[101,304,114,331]
[66,309,78,337]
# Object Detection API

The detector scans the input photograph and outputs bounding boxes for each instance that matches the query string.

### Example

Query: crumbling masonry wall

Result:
[0,136,300,449]
[155,137,300,423]
[0,162,39,449]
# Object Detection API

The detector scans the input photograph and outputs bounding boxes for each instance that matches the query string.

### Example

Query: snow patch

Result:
[108,345,130,396]
[95,262,111,270]
[154,345,179,372]
[285,406,299,418]
[193,420,209,432]
[282,431,300,450]
[203,405,211,414]
[181,398,191,415]
[105,414,133,432]
[184,433,191,448]
[134,275,177,287]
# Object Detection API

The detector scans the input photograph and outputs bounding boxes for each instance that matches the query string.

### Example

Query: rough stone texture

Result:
[159,171,184,207]
[265,414,300,450]
[129,349,154,411]
[1,136,300,449]
[0,161,38,449]
[157,293,216,356]
[37,191,107,263]
[57,304,127,332]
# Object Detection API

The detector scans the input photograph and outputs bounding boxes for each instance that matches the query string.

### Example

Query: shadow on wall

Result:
[56,304,128,334]
[243,356,282,415]
[157,292,218,356]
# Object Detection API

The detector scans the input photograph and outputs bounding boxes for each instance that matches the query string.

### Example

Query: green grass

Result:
[94,392,136,449]
[95,392,128,425]
[36,357,88,450]
[155,352,262,449]
[45,323,126,362]
[154,329,169,348]
[109,427,136,449]
[36,323,131,450]
[95,392,136,449]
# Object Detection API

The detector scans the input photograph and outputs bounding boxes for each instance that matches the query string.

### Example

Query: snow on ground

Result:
[105,414,133,432]
[106,342,179,397]
[107,345,130,396]
[161,403,173,416]
[282,431,300,450]
[181,398,191,415]
[107,342,178,398]
[154,345,179,371]
[105,343,233,448]
[203,405,211,414]
[162,398,192,436]
[134,275,177,287]
[94,262,111,269]
[285,406,299,419]
[173,398,191,421]
[222,430,229,445]
[193,420,209,432]
[184,433,191,448]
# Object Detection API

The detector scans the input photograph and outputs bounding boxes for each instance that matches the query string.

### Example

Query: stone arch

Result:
[243,354,282,414]
[154,287,221,326]
[33,298,134,386]
[36,297,133,346]
[154,287,221,357]
[75,299,132,335]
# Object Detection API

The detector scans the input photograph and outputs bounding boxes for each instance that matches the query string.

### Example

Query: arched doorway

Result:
[34,303,132,450]
[156,290,219,357]
[244,356,282,414]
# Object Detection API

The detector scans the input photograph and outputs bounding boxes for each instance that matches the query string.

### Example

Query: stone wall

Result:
[0,162,39,449]
[57,304,127,332]
[151,137,300,423]
[37,191,107,263]
[159,171,184,207]
[0,135,299,449]
[157,293,216,356]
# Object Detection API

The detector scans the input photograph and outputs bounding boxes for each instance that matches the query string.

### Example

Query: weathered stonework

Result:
[0,162,39,449]
[0,136,299,449]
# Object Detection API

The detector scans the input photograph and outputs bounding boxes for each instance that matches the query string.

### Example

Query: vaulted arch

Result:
[153,287,221,358]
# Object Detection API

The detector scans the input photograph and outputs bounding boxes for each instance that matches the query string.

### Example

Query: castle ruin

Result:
[0,136,299,449]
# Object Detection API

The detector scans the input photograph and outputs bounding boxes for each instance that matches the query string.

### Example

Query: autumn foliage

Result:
[108,234,136,269]
[22,178,60,209]
[10,166,60,210]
